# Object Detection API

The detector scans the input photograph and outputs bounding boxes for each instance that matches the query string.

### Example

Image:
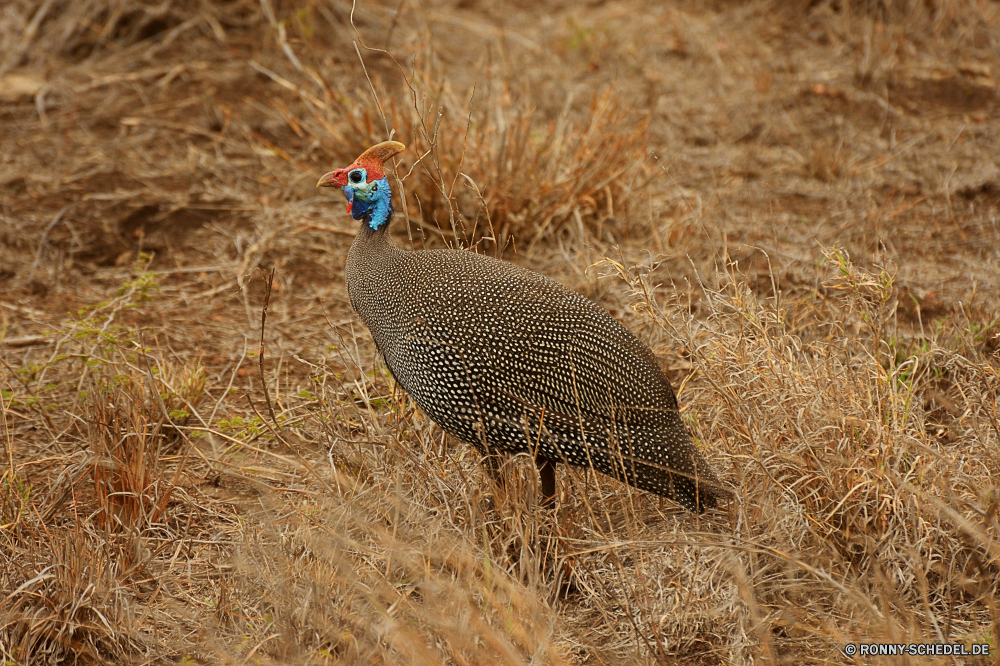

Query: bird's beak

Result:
[316,169,347,189]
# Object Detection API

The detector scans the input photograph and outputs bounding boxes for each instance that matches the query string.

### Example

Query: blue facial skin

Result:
[344,167,392,231]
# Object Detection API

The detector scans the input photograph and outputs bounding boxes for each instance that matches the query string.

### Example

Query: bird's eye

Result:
[349,171,364,184]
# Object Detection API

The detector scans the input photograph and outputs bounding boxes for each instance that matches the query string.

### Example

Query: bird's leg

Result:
[537,457,557,505]
[481,452,504,482]
[477,451,506,515]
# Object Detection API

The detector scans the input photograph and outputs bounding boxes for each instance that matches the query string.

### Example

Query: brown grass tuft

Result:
[3,532,143,664]
[255,41,648,254]
[89,383,172,533]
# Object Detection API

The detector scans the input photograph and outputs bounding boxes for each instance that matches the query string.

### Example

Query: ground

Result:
[1,0,999,664]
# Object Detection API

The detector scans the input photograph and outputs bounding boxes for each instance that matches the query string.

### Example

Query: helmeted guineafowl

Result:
[317,141,729,512]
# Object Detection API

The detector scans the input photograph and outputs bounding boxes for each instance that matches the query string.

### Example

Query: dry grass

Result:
[609,247,1000,660]
[2,0,999,663]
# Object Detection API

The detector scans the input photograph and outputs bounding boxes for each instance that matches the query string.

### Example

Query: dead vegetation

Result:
[2,0,999,664]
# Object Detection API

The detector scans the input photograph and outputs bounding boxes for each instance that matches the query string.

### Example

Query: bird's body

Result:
[320,142,727,512]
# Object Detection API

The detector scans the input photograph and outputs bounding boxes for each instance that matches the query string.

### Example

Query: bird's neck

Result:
[358,200,393,240]
[357,217,391,244]
[366,195,393,231]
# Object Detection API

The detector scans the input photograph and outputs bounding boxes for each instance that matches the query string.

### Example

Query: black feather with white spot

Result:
[344,214,729,512]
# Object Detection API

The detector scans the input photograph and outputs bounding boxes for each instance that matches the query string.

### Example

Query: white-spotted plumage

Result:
[346,225,728,511]
[321,141,728,512]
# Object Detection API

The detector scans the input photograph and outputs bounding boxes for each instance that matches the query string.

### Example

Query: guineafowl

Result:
[317,141,729,512]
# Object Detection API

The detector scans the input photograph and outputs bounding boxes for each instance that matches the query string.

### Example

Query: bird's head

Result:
[317,140,405,231]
